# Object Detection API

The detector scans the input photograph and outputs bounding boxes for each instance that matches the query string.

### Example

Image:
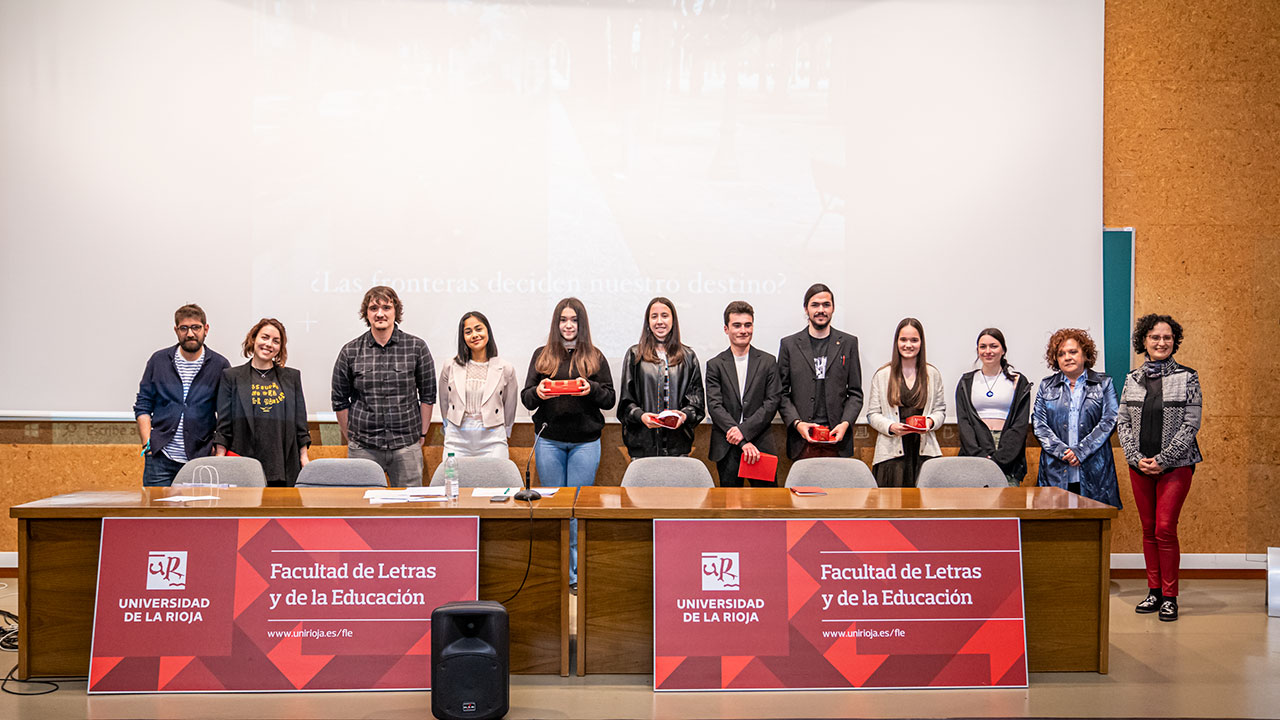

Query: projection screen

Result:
[0,0,1104,420]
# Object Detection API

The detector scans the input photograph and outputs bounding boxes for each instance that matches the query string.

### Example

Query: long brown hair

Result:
[637,297,686,365]
[884,317,928,407]
[535,297,602,378]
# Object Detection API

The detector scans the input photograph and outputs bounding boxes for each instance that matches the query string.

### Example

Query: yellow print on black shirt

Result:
[251,380,285,414]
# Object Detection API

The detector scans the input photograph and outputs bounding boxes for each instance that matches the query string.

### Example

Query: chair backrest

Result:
[295,458,387,488]
[174,456,267,488]
[783,457,877,489]
[916,456,1006,488]
[620,457,715,488]
[430,456,523,488]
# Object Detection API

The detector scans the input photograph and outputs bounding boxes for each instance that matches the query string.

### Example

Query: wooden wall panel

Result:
[1104,0,1280,553]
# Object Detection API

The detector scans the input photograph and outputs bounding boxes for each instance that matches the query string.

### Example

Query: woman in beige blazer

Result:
[865,317,947,487]
[439,311,519,459]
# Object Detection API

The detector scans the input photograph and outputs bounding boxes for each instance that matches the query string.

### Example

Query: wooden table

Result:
[574,486,1117,676]
[10,487,573,680]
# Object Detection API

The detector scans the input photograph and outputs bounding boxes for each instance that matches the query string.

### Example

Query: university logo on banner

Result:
[146,551,187,590]
[701,552,739,591]
[654,518,1027,691]
[90,516,479,693]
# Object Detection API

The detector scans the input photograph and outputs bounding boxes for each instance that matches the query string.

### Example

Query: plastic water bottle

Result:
[444,453,459,501]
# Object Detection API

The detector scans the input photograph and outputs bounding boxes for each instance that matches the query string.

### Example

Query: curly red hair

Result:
[1044,328,1097,371]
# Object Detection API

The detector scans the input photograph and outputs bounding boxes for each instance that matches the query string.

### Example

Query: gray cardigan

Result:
[1116,360,1203,469]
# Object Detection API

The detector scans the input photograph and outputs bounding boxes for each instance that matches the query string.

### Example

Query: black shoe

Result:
[569,582,578,596]
[1135,590,1162,614]
[1158,598,1178,622]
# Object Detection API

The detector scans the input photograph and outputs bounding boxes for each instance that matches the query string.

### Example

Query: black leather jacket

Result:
[617,345,706,457]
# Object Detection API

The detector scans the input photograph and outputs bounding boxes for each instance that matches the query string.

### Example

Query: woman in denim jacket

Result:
[1032,328,1120,507]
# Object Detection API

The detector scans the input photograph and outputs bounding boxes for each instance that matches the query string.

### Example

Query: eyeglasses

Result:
[1146,335,1174,342]
[177,325,204,334]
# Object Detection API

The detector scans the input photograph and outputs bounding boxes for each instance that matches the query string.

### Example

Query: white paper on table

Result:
[367,496,409,504]
[405,487,446,497]
[469,488,516,497]
[529,488,560,496]
[154,495,221,503]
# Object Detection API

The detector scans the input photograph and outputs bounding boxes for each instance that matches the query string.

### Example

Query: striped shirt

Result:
[162,347,207,463]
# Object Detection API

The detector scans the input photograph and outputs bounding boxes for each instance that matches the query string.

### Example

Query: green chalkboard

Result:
[1102,227,1135,398]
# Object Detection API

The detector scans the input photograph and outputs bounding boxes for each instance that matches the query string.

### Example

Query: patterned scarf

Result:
[1143,358,1177,378]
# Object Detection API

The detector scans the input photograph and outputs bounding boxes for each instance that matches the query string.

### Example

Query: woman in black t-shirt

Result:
[213,318,311,486]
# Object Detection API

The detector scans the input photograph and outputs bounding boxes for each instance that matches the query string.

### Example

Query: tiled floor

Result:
[2,577,1277,719]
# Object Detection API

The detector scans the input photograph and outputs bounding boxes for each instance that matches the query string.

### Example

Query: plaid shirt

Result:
[331,326,437,450]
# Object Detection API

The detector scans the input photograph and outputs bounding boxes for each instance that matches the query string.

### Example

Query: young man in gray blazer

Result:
[705,301,782,487]
[777,283,863,460]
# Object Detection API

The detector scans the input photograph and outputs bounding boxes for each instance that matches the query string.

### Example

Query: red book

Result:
[653,410,683,428]
[789,486,827,496]
[737,452,778,483]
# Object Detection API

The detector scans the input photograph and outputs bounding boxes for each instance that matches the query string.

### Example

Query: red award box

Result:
[544,379,581,395]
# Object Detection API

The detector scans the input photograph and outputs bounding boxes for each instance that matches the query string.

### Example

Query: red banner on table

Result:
[653,518,1026,691]
[89,516,478,693]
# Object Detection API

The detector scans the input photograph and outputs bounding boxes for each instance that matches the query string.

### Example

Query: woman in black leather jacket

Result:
[617,297,706,458]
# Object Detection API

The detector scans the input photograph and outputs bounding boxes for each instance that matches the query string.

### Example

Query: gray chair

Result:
[620,457,715,488]
[174,456,266,487]
[916,456,1006,488]
[430,456,523,488]
[783,457,877,489]
[295,458,387,488]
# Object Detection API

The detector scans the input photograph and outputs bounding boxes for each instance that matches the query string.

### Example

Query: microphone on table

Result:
[516,423,547,502]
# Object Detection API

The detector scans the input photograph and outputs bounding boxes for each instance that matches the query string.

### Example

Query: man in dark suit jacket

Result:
[706,301,783,487]
[778,283,863,459]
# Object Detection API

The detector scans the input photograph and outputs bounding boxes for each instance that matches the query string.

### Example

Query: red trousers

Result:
[1128,464,1194,597]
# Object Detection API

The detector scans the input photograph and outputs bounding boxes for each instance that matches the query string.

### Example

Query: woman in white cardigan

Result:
[865,317,947,487]
[439,311,520,459]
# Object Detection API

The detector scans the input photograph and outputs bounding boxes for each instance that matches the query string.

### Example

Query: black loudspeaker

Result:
[431,601,509,720]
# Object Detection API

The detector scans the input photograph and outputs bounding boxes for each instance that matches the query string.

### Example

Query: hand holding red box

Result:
[904,415,930,431]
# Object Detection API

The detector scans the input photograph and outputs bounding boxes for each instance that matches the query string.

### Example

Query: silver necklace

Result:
[981,370,1000,398]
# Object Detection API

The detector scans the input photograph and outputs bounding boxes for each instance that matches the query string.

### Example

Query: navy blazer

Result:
[133,344,230,460]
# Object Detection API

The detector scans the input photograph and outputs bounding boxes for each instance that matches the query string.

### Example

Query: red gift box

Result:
[544,379,581,396]
[904,415,929,430]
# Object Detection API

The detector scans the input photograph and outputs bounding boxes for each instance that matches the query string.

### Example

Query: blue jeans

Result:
[535,437,600,585]
[142,451,185,487]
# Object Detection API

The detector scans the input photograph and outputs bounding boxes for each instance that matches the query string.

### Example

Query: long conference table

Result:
[10,487,574,680]
[11,485,1116,682]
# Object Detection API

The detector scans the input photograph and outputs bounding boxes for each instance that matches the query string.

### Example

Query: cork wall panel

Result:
[0,445,142,554]
[1105,0,1280,552]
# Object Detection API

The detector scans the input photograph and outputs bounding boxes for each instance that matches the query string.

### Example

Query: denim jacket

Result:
[1032,369,1121,507]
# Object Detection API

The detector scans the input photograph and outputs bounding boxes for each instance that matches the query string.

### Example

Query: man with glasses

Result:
[332,286,436,487]
[133,304,231,486]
